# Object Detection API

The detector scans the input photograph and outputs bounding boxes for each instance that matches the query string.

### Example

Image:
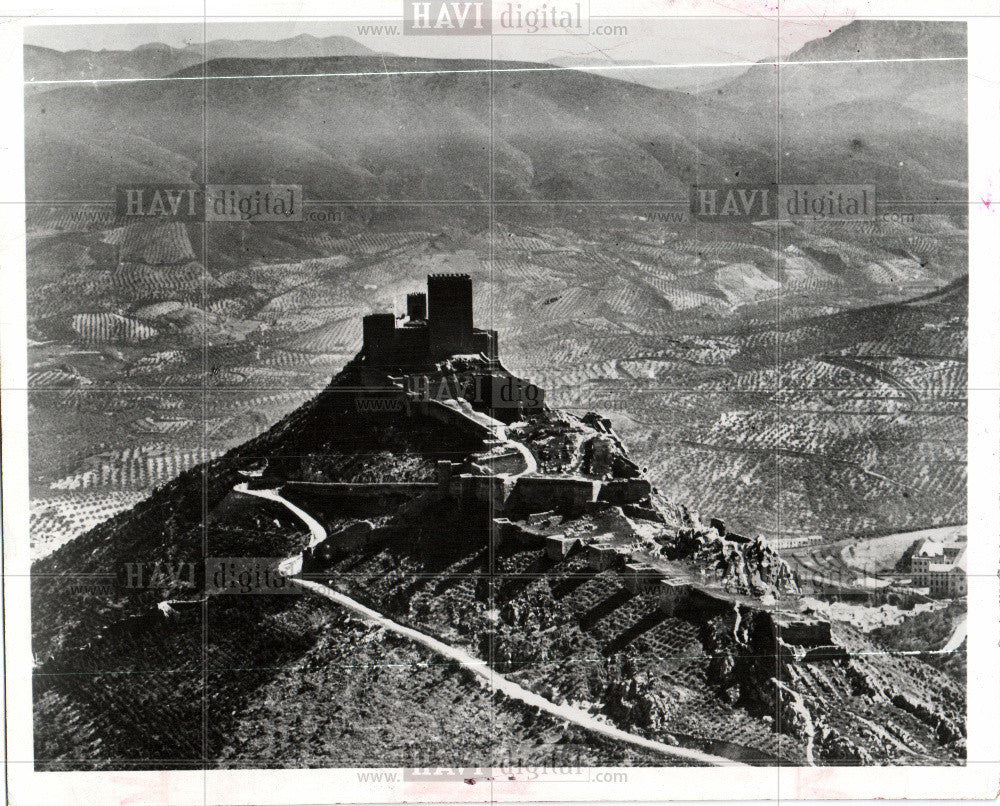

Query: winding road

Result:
[235,482,327,549]
[430,397,537,479]
[234,481,745,767]
[292,576,740,767]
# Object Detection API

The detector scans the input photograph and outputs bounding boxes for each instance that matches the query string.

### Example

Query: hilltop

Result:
[24,213,968,551]
[31,279,965,769]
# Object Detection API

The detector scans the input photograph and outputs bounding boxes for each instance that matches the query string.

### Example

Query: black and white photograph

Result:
[2,0,999,802]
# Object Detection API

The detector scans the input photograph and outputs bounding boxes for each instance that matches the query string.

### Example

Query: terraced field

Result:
[319,540,795,766]
[49,444,225,491]
[30,490,150,560]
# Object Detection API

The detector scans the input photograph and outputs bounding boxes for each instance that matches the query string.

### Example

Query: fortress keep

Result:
[362,274,498,367]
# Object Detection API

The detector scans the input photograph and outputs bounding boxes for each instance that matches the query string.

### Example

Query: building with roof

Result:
[911,536,967,597]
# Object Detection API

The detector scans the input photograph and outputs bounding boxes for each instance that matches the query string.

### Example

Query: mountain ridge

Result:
[26,48,965,203]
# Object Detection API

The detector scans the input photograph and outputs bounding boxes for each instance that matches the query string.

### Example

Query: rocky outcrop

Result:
[815,725,873,765]
[773,679,816,764]
[668,528,798,599]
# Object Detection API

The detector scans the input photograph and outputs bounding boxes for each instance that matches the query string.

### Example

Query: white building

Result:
[912,537,966,597]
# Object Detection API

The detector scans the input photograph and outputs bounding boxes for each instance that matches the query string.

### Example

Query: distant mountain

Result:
[133,42,175,52]
[24,21,967,203]
[24,35,379,88]
[707,19,967,121]
[24,55,771,203]
[24,43,198,87]
[788,19,966,62]
[545,56,744,91]
[199,33,378,60]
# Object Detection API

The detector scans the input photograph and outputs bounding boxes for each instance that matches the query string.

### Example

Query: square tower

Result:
[362,312,396,365]
[406,292,427,320]
[427,273,473,358]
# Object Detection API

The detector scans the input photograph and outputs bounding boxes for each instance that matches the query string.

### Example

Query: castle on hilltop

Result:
[362,274,498,366]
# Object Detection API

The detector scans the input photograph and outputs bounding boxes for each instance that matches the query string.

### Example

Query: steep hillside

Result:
[31,340,965,768]
[711,20,966,117]
[30,371,678,769]
[707,20,966,191]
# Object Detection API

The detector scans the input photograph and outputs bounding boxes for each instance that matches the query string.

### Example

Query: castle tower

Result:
[362,313,396,365]
[427,273,473,358]
[406,292,427,321]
